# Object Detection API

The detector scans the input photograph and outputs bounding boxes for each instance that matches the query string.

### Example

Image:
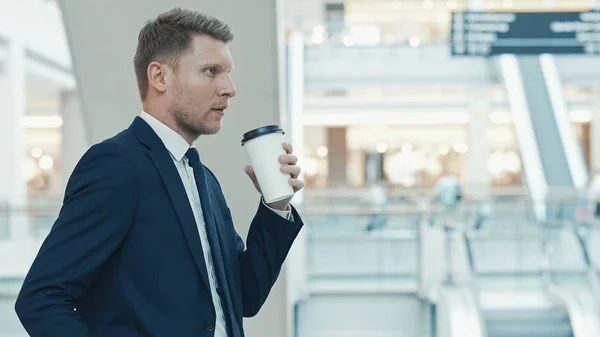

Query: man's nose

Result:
[220,76,236,98]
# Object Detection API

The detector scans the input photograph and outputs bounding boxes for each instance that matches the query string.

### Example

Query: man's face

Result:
[168,34,236,137]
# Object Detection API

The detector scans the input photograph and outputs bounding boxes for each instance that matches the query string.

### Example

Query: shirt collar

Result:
[140,111,192,162]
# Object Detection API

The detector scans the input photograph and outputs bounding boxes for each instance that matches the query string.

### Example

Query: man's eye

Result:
[205,68,217,75]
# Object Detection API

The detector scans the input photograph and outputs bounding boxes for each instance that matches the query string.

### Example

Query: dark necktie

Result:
[184,147,201,169]
[184,148,238,336]
[184,147,223,280]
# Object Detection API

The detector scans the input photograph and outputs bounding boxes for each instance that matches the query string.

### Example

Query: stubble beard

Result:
[170,85,221,140]
[173,106,220,139]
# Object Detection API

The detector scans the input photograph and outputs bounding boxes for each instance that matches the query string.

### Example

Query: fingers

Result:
[248,143,304,194]
[279,143,301,179]
[245,165,258,183]
[279,154,298,165]
[281,165,301,178]
[282,142,293,154]
[289,178,304,191]
[250,163,301,179]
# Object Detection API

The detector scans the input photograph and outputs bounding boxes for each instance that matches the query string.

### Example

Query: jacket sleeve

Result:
[14,142,138,337]
[236,202,303,317]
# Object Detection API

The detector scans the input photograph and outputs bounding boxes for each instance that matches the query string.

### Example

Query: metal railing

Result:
[0,206,60,241]
[303,207,424,291]
[569,218,600,312]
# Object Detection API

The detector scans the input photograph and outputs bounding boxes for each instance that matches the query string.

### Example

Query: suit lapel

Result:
[147,151,212,292]
[130,117,211,293]
[193,167,229,283]
[197,170,242,332]
[213,212,243,329]
[204,186,232,268]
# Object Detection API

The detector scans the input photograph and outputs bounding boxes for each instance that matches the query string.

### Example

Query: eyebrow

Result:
[201,62,234,72]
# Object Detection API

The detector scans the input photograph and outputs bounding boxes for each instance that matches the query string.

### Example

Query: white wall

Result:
[0,0,71,70]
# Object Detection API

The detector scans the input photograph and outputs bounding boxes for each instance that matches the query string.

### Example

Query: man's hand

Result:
[245,142,304,211]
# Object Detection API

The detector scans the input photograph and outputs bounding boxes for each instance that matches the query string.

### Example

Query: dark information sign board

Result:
[451,11,600,56]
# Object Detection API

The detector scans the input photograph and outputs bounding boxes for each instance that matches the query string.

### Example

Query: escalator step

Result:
[486,309,574,337]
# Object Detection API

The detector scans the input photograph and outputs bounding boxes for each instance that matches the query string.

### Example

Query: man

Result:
[15,7,304,337]
[434,168,462,210]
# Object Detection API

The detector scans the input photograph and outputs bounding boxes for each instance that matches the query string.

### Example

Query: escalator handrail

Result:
[571,223,600,312]
[466,231,561,240]
[575,229,593,267]
[457,222,488,337]
[463,231,477,279]
[548,286,600,337]
[546,221,600,337]
[438,218,488,337]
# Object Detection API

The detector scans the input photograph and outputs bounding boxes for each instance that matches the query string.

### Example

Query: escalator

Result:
[467,226,576,337]
[485,308,573,337]
[436,222,600,337]
[498,55,588,221]
[515,56,573,188]
[437,288,579,337]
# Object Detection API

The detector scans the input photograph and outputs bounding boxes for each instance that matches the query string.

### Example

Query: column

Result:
[287,31,305,205]
[467,88,491,197]
[284,30,308,334]
[58,1,294,336]
[0,38,28,239]
[467,0,489,197]
[590,0,600,175]
[59,91,89,191]
[327,127,348,187]
[591,87,600,174]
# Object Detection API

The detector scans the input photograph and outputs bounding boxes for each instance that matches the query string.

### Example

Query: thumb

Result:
[245,165,261,193]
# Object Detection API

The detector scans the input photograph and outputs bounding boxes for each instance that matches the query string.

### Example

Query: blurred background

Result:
[2,0,600,336]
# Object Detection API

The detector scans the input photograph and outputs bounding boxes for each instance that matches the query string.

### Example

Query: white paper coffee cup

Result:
[242,125,294,204]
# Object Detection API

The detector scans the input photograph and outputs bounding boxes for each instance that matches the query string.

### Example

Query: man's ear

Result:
[147,61,168,93]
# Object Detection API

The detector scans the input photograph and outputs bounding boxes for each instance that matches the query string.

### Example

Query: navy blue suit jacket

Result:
[15,117,303,337]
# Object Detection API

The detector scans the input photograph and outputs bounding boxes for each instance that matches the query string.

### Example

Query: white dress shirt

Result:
[140,112,290,336]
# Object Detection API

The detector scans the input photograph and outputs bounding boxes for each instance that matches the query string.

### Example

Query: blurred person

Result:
[365,178,388,231]
[588,170,600,218]
[473,201,491,230]
[434,168,462,211]
[15,8,304,337]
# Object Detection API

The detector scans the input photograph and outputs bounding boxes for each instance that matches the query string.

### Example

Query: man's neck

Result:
[142,108,196,146]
